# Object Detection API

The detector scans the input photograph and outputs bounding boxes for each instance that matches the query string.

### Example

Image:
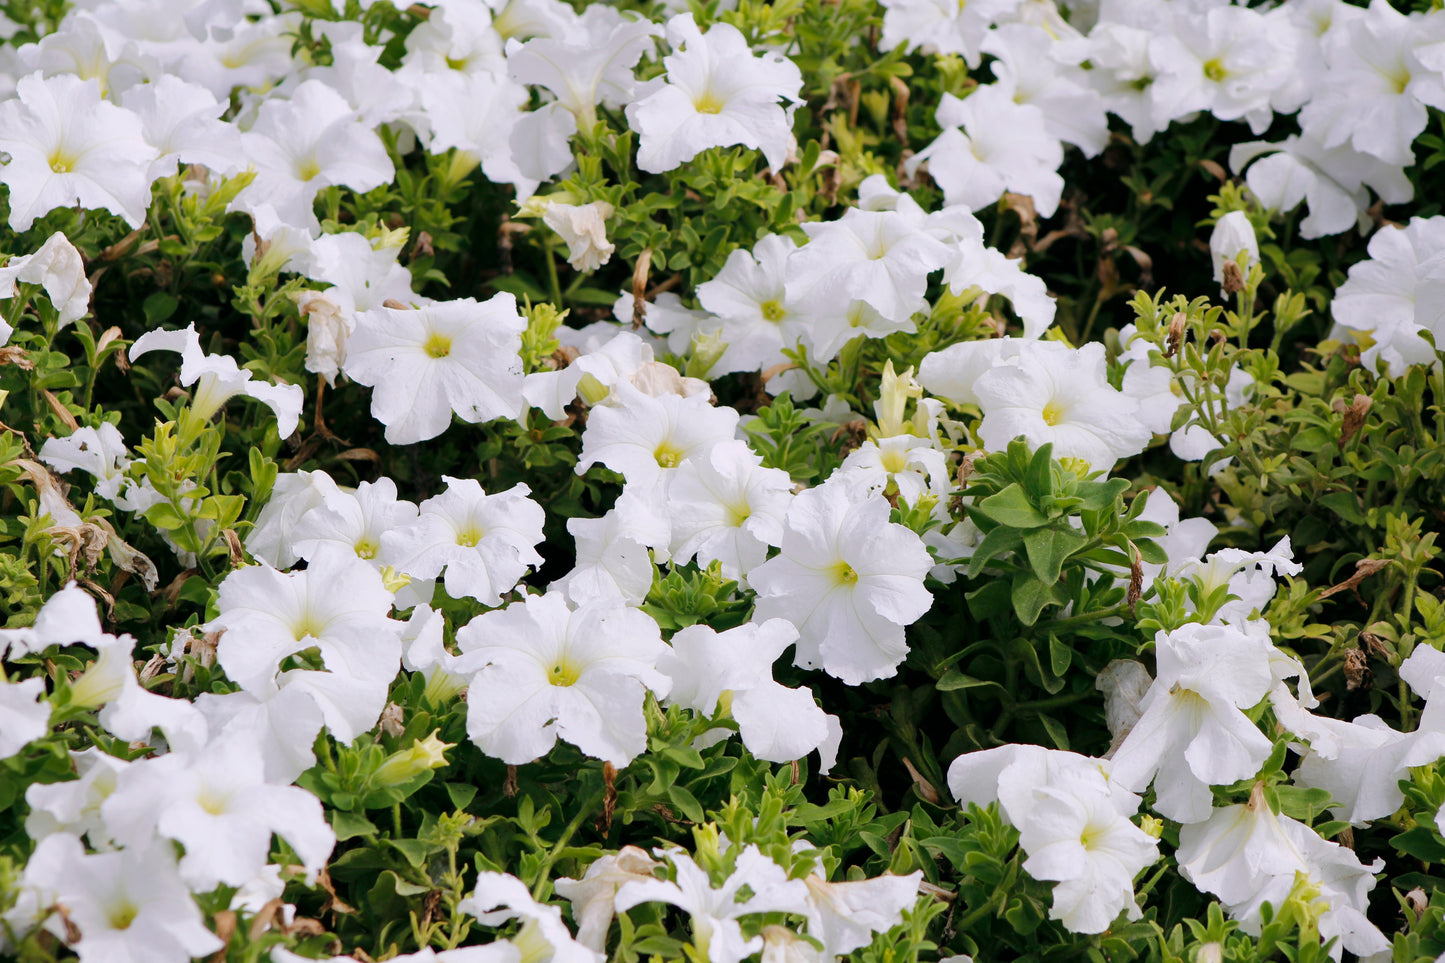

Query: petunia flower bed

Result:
[6,0,1445,959]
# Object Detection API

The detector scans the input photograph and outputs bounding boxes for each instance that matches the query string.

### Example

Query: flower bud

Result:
[371,730,454,788]
[1209,212,1259,295]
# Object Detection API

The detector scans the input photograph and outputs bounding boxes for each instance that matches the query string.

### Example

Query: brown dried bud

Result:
[1343,648,1371,691]
[1165,312,1187,358]
[379,702,405,737]
[1221,259,1245,295]
[503,764,519,797]
[1406,887,1428,922]
[1337,393,1372,448]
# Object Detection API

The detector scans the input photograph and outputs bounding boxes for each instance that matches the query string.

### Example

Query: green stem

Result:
[530,791,599,900]
[544,241,564,309]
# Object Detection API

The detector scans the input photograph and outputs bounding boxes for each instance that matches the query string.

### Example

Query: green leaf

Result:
[977,484,1050,529]
[1319,491,1366,525]
[143,291,179,325]
[1022,525,1089,585]
[1391,827,1445,863]
[1011,572,1064,625]
[1047,633,1071,677]
[330,810,378,841]
[1037,714,1070,750]
[666,784,705,823]
[936,670,1005,693]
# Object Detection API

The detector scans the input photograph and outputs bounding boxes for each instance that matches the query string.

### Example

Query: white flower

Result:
[208,550,402,741]
[1328,216,1445,376]
[660,619,839,769]
[973,340,1152,470]
[0,72,157,231]
[1109,622,1276,824]
[577,381,741,487]
[543,200,616,272]
[556,847,660,952]
[455,591,669,766]
[344,294,527,444]
[461,871,603,963]
[39,422,130,502]
[614,846,810,963]
[0,231,92,331]
[234,80,393,230]
[905,86,1065,218]
[0,676,49,760]
[787,209,952,325]
[749,481,934,685]
[8,834,223,963]
[99,733,334,891]
[1209,212,1259,293]
[667,439,793,583]
[1177,784,1390,960]
[552,509,657,607]
[507,15,660,128]
[879,0,1018,66]
[129,324,304,438]
[799,871,923,958]
[625,14,804,173]
[383,477,545,606]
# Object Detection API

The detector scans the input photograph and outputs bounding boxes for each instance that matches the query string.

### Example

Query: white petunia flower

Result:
[460,871,603,963]
[1177,784,1390,960]
[344,294,527,444]
[7,834,223,963]
[625,14,803,173]
[1328,216,1445,376]
[455,591,669,766]
[99,733,334,891]
[1109,622,1276,823]
[905,86,1064,218]
[973,340,1152,470]
[577,381,740,487]
[0,231,92,331]
[660,619,839,769]
[208,550,403,741]
[667,439,793,583]
[383,477,545,606]
[749,480,934,685]
[0,676,49,760]
[543,200,616,272]
[0,72,158,231]
[614,846,810,963]
[129,323,304,438]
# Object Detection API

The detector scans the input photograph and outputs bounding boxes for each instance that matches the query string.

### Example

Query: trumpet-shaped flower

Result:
[614,846,810,963]
[8,833,223,963]
[973,340,1152,470]
[667,440,793,583]
[0,676,49,760]
[208,550,402,739]
[455,591,669,766]
[905,86,1065,218]
[129,324,303,438]
[787,209,952,325]
[234,80,392,230]
[625,14,804,173]
[345,295,528,444]
[660,619,839,769]
[577,381,740,487]
[507,15,660,128]
[0,231,92,331]
[749,481,934,685]
[1329,216,1445,376]
[1109,622,1276,823]
[1177,784,1390,960]
[382,478,545,606]
[99,733,334,892]
[0,72,158,231]
[460,871,603,963]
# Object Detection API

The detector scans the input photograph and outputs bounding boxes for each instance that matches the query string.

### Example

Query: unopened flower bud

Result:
[1209,211,1259,296]
[371,730,454,788]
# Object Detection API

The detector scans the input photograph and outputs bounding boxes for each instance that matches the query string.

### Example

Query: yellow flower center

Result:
[293,616,324,642]
[1201,58,1227,83]
[295,157,321,182]
[549,657,581,687]
[654,442,685,468]
[831,560,859,586]
[1041,401,1066,426]
[456,526,483,548]
[760,300,786,323]
[694,90,725,114]
[197,788,230,816]
[108,899,139,930]
[424,332,453,359]
[354,538,379,559]
[724,500,752,527]
[47,146,77,174]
